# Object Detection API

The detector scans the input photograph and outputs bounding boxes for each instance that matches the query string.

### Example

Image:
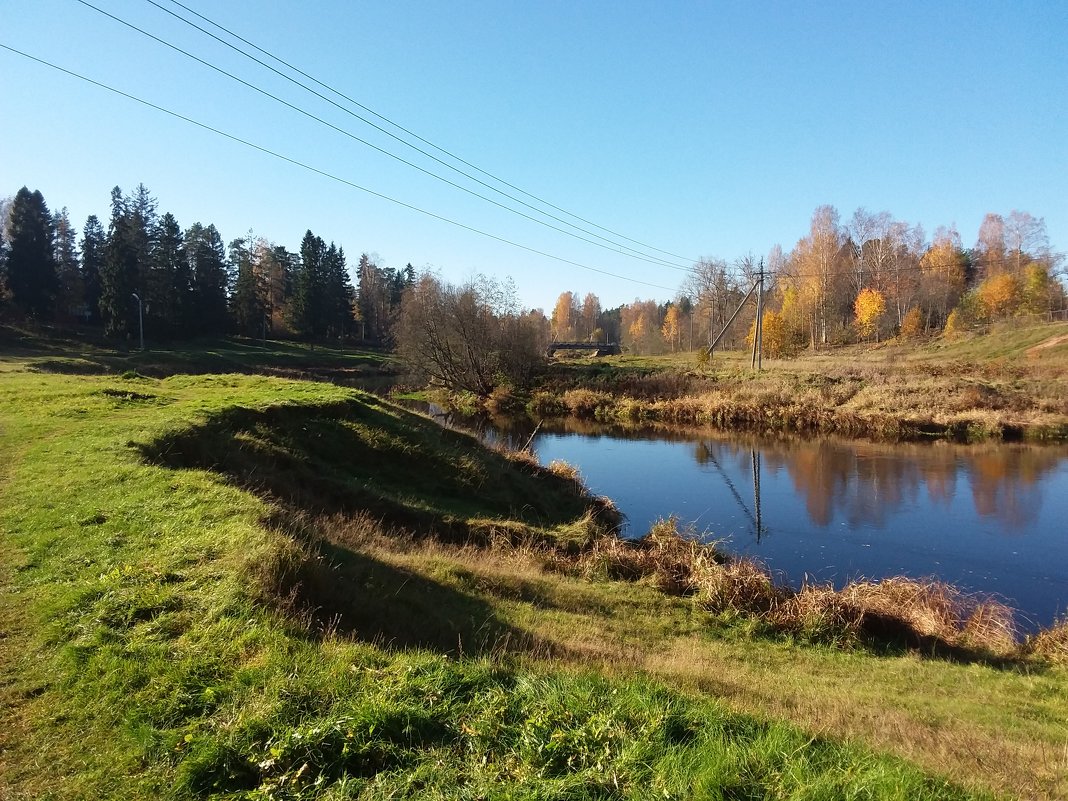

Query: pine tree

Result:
[6,187,58,318]
[80,215,106,325]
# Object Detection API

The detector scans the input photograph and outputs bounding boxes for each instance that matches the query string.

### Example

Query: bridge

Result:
[546,341,622,357]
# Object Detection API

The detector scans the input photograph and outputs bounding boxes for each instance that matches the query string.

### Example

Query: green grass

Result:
[0,339,1065,799]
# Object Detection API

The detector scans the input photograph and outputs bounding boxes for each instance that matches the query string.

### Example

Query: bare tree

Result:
[396,273,547,396]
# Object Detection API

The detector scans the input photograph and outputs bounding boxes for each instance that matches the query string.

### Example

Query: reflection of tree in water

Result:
[428,409,1066,535]
[693,436,1066,533]
[968,450,1048,530]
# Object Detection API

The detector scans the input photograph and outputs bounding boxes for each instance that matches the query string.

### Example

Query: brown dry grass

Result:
[1024,617,1068,665]
[535,325,1068,441]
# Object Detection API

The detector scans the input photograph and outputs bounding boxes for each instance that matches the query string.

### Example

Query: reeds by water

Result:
[549,517,1039,659]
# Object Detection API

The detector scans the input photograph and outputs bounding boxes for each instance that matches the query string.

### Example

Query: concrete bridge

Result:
[546,341,622,357]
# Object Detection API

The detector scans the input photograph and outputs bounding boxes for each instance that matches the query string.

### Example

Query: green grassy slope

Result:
[0,341,1064,798]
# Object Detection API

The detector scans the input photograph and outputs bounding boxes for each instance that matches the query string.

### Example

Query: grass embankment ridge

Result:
[529,322,1068,442]
[0,346,1064,797]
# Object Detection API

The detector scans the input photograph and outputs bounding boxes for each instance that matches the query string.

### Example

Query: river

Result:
[437,411,1068,630]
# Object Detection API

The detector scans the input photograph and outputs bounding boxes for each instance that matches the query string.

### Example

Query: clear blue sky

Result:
[2,0,1065,311]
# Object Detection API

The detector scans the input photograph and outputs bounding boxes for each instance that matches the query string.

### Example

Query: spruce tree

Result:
[6,187,58,318]
[152,212,185,336]
[80,215,106,325]
[53,207,82,320]
[100,187,137,338]
[229,236,264,336]
[185,223,229,335]
[289,230,326,339]
[323,244,354,340]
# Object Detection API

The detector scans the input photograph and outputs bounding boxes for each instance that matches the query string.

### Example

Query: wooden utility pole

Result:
[751,259,765,371]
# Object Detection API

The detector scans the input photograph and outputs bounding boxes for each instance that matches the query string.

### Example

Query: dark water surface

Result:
[446,412,1068,630]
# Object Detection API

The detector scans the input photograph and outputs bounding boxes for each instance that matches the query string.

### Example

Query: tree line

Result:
[0,184,416,345]
[550,205,1065,357]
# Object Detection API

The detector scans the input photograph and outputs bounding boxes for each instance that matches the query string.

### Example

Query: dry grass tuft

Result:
[770,577,1017,653]
[1023,617,1068,665]
[547,459,581,482]
[543,518,1026,657]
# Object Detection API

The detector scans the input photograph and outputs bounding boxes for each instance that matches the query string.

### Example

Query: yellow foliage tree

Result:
[944,308,965,337]
[628,314,646,345]
[899,306,923,339]
[977,272,1021,320]
[854,287,887,341]
[661,305,681,351]
[1021,263,1052,314]
[551,291,576,339]
[745,309,799,358]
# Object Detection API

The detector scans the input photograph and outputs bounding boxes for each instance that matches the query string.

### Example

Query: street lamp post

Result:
[131,293,144,350]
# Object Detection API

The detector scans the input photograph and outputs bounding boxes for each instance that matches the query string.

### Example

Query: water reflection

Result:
[691,437,1058,534]
[405,402,1068,626]
[529,422,1068,629]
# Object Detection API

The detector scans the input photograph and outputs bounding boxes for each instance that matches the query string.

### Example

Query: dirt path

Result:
[1027,332,1068,354]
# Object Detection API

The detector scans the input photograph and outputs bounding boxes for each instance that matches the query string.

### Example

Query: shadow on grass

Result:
[137,396,599,657]
[138,398,594,541]
[265,512,562,658]
[2,324,393,382]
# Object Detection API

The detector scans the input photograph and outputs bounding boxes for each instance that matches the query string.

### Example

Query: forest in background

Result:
[2,184,1064,364]
[550,206,1066,357]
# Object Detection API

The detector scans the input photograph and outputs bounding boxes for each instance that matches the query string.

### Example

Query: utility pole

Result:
[751,259,765,370]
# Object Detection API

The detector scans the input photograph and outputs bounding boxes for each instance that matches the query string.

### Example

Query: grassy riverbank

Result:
[532,322,1068,441]
[1,337,1066,798]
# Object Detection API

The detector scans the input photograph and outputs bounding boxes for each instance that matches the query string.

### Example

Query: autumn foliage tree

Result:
[661,304,681,351]
[854,288,887,341]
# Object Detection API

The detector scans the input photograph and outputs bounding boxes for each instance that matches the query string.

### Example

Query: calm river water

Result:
[447,413,1068,630]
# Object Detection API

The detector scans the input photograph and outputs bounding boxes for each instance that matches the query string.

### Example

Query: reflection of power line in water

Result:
[699,442,767,541]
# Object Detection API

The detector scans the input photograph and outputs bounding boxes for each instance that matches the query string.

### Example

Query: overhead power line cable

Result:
[154,0,699,266]
[0,43,678,293]
[74,0,693,275]
[140,0,694,271]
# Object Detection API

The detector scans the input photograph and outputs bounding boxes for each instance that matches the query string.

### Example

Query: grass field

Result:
[1,328,1066,799]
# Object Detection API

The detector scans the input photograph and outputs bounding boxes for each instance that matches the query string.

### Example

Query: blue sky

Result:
[2,0,1065,311]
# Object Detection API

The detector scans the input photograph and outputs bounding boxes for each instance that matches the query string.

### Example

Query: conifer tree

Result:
[229,235,264,336]
[100,187,138,338]
[324,243,354,339]
[185,223,229,335]
[80,215,106,325]
[6,187,58,317]
[289,230,327,339]
[53,207,82,320]
[152,212,186,335]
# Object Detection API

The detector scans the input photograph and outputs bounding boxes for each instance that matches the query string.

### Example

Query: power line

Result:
[140,0,695,272]
[74,0,694,275]
[155,0,699,266]
[0,43,678,293]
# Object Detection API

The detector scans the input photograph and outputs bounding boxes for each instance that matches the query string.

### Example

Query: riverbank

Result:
[528,322,1068,442]
[1,344,1066,798]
